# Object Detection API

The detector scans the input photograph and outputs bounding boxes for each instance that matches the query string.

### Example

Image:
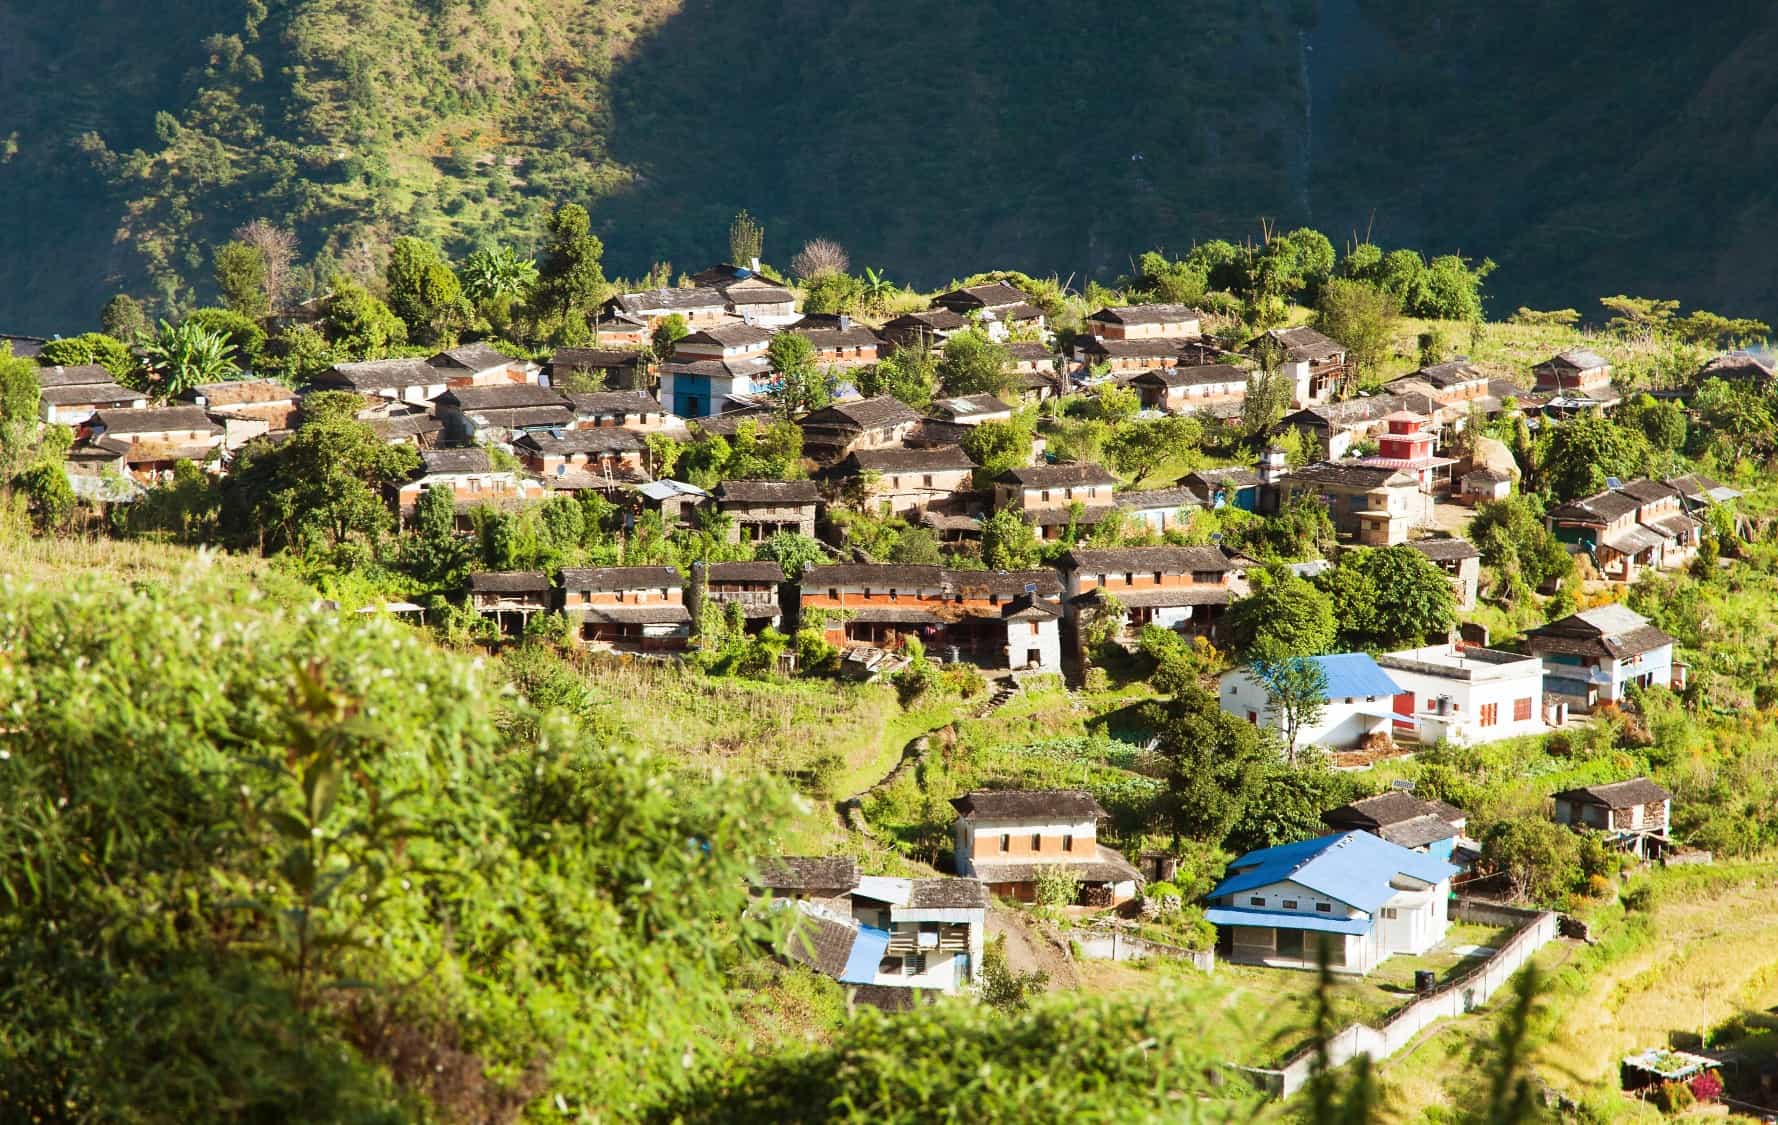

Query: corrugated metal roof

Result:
[839,925,892,985]
[1309,653,1404,700]
[1211,831,1457,912]
[1203,906,1371,936]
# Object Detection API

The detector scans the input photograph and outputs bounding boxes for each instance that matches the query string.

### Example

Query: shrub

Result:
[978,935,1048,1012]
[1033,866,1080,909]
[1652,1080,1696,1114]
[1688,1071,1723,1103]
[1585,874,1613,898]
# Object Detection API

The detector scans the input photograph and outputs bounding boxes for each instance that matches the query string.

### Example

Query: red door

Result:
[1393,693,1416,730]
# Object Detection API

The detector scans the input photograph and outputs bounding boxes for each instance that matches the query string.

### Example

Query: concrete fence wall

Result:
[1242,908,1560,1097]
[1076,929,1215,972]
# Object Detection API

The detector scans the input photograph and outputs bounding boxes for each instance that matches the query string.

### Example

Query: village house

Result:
[391,447,550,525]
[559,565,690,652]
[820,446,976,517]
[756,857,989,995]
[1113,486,1202,535]
[712,479,819,542]
[992,462,1119,540]
[1180,466,1262,511]
[632,478,710,528]
[1084,304,1204,340]
[1374,642,1548,746]
[1276,392,1437,461]
[1546,479,1702,581]
[1130,364,1251,414]
[1521,604,1678,712]
[798,565,1064,670]
[1276,461,1430,545]
[603,286,730,329]
[1406,537,1482,610]
[689,264,800,326]
[39,377,147,425]
[671,323,775,364]
[184,380,300,448]
[880,308,970,351]
[797,396,922,464]
[433,384,572,442]
[1003,342,1064,402]
[310,358,451,405]
[1458,467,1514,505]
[1550,777,1674,860]
[1252,326,1350,406]
[85,406,225,482]
[586,309,650,347]
[1665,472,1741,510]
[544,348,647,393]
[950,789,1143,907]
[930,282,1045,341]
[1694,350,1774,390]
[1074,335,1190,374]
[512,428,648,485]
[787,314,882,368]
[1322,792,1469,863]
[695,560,786,633]
[1206,831,1457,974]
[658,350,775,420]
[1381,359,1491,410]
[1355,412,1455,495]
[428,342,538,386]
[363,404,444,448]
[465,571,552,636]
[1220,653,1407,752]
[928,393,1014,426]
[1531,348,1614,396]
[1059,546,1238,644]
[565,389,668,431]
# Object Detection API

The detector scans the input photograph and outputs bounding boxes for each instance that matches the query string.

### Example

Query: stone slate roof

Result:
[188,380,294,406]
[906,877,990,909]
[1616,479,1680,504]
[1115,487,1201,512]
[1552,777,1673,809]
[933,281,1029,310]
[432,342,518,371]
[1080,336,1196,359]
[1088,304,1204,326]
[967,845,1143,886]
[800,396,920,431]
[566,390,663,415]
[1003,341,1060,362]
[322,358,441,389]
[780,908,858,978]
[1535,348,1610,373]
[513,428,645,456]
[36,363,116,388]
[680,324,774,349]
[609,287,727,314]
[1060,546,1232,574]
[715,479,820,504]
[40,383,142,406]
[558,566,684,592]
[995,462,1118,488]
[1261,326,1346,361]
[1407,537,1481,562]
[950,789,1106,821]
[1135,363,1250,388]
[834,446,976,474]
[1283,461,1417,490]
[930,394,1013,419]
[437,384,566,411]
[755,856,860,891]
[1523,605,1674,660]
[1410,360,1486,389]
[92,406,221,435]
[1323,791,1464,833]
[1548,489,1642,524]
[883,309,969,333]
[467,571,549,594]
[420,447,494,474]
[547,348,644,371]
[706,561,788,584]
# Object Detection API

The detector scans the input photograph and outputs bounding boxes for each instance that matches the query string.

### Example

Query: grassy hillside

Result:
[3,0,1777,329]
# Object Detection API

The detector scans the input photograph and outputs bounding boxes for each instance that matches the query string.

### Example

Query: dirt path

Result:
[987,905,1081,990]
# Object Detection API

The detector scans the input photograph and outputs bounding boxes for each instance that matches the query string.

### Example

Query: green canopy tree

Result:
[322,278,407,360]
[1228,569,1337,658]
[1142,686,1277,844]
[1248,651,1328,763]
[385,236,471,346]
[1540,413,1652,500]
[532,203,607,342]
[1318,546,1458,651]
[766,332,833,416]
[1315,277,1400,380]
[980,507,1040,570]
[213,239,269,318]
[936,329,1012,396]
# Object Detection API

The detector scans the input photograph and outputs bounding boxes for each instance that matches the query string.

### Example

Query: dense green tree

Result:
[37,332,135,378]
[138,319,240,397]
[213,239,269,318]
[728,209,764,265]
[1318,546,1458,651]
[1248,651,1328,763]
[1103,415,1201,483]
[1241,368,1294,437]
[100,293,151,341]
[960,414,1035,481]
[322,278,407,360]
[1142,686,1276,844]
[1615,392,1688,454]
[756,531,827,580]
[651,313,689,361]
[15,459,75,531]
[1120,249,1209,306]
[259,324,337,385]
[1693,377,1776,462]
[385,236,471,345]
[936,329,1012,396]
[979,507,1040,570]
[1540,413,1653,499]
[223,391,418,552]
[1469,497,1573,600]
[860,339,938,408]
[532,204,607,340]
[0,347,42,479]
[1315,277,1400,379]
[766,332,833,416]
[186,306,269,368]
[1481,818,1580,903]
[800,271,863,315]
[1225,759,1354,854]
[1228,569,1337,658]
[1420,254,1494,322]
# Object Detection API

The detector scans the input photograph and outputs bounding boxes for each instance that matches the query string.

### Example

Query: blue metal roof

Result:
[1210,831,1458,913]
[1307,653,1404,700]
[1203,906,1371,936]
[839,924,891,984]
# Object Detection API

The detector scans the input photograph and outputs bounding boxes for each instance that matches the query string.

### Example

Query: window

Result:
[1249,896,1265,907]
[1514,697,1533,722]
[1062,834,1073,852]
[828,588,839,600]
[1480,702,1499,727]
[1040,490,1050,503]
[922,474,933,487]
[1382,907,1398,919]
[1282,899,1298,911]
[1029,622,1041,635]
[1124,572,1134,586]
[1315,903,1332,913]
[1192,570,1223,584]
[1031,833,1042,850]
[904,954,927,976]
[889,588,898,601]
[999,834,1010,853]
[1247,711,1258,724]
[1153,571,1164,584]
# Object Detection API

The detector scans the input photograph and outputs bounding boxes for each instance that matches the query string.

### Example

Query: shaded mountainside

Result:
[2,0,1776,329]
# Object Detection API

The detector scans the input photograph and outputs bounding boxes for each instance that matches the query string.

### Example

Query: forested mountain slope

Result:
[3,0,1776,328]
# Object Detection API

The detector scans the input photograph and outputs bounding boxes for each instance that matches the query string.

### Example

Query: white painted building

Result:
[1374,643,1548,746]
[1220,653,1406,752]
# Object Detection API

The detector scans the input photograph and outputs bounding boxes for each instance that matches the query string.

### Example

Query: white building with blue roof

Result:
[1219,652,1408,752]
[1206,831,1458,974]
